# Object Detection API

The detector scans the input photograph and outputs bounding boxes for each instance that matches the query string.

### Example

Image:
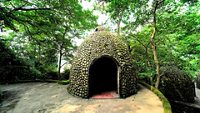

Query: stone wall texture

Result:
[196,74,200,89]
[159,66,195,103]
[68,30,137,98]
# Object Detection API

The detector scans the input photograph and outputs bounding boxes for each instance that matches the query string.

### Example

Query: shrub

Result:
[44,71,58,80]
[137,66,156,85]
[35,64,58,80]
[0,41,40,83]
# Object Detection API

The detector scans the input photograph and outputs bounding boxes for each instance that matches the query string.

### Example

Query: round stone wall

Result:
[159,66,195,103]
[68,30,137,98]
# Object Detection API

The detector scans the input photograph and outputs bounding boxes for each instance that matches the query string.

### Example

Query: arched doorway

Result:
[89,56,118,97]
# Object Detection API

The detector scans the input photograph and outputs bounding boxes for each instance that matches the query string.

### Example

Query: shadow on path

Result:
[0,90,21,112]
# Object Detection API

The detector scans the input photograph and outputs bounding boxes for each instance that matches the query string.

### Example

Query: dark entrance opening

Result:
[89,56,118,97]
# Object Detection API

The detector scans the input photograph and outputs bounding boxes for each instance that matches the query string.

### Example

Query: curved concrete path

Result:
[0,83,164,113]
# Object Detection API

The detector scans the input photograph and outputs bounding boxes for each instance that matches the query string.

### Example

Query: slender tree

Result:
[150,0,163,88]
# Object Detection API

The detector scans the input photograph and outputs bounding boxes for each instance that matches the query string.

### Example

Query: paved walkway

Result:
[0,83,164,113]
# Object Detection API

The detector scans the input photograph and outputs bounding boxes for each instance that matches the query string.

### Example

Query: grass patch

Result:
[57,80,70,85]
[139,81,172,113]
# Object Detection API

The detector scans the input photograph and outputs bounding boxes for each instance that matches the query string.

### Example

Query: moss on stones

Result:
[68,30,137,98]
[139,81,172,113]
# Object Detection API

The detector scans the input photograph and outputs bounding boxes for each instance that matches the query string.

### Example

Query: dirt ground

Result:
[0,83,164,113]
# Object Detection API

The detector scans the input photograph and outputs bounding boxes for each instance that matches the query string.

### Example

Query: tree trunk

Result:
[151,38,161,88]
[117,20,121,35]
[150,0,161,88]
[38,44,41,61]
[128,45,131,53]
[57,45,62,80]
[57,27,68,80]
[145,46,151,67]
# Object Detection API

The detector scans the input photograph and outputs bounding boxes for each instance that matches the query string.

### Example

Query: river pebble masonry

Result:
[68,29,137,98]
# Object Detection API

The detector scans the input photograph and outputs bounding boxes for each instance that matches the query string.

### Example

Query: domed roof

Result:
[159,66,195,102]
[68,30,137,98]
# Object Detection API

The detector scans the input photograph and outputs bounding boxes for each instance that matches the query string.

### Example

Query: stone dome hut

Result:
[68,29,137,98]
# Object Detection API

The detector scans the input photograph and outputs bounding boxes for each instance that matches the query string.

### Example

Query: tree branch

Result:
[60,61,68,68]
[12,7,51,12]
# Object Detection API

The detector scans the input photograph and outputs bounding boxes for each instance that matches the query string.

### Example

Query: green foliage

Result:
[0,0,97,82]
[99,0,200,82]
[44,71,58,80]
[0,40,38,83]
[1,0,200,85]
[124,1,200,79]
[156,1,200,77]
[36,63,57,80]
[138,67,155,79]
[0,0,97,31]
